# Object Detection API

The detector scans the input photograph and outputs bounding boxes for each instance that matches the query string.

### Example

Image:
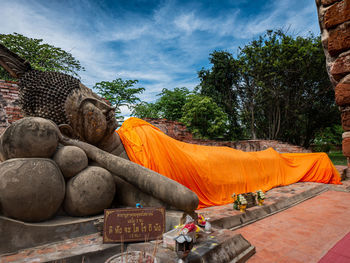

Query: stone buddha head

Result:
[18,70,118,146]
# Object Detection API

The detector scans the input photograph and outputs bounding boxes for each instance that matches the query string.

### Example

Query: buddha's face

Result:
[79,98,118,144]
[62,84,118,146]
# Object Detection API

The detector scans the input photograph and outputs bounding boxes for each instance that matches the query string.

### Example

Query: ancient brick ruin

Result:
[316,0,350,165]
[0,80,23,135]
[144,118,309,153]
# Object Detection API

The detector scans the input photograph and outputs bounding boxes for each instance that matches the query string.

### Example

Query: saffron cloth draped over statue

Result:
[117,118,341,209]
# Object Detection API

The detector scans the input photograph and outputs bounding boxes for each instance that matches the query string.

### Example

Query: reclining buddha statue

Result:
[0,43,341,215]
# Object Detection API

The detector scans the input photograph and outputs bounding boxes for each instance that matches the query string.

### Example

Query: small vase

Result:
[239,204,247,212]
[258,199,264,206]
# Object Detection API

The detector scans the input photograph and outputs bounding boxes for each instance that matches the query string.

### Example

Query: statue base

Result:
[0,209,187,255]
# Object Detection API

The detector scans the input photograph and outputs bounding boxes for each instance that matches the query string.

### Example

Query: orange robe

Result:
[117,118,341,209]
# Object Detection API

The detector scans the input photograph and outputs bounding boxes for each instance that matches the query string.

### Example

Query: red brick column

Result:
[316,0,350,166]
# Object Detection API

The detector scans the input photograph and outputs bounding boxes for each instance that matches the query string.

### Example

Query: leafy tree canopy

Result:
[197,30,339,147]
[156,87,190,120]
[94,78,145,122]
[132,87,190,121]
[132,101,160,119]
[180,94,229,139]
[0,33,84,80]
[196,51,242,139]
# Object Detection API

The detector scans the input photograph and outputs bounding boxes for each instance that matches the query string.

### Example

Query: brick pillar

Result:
[316,0,350,166]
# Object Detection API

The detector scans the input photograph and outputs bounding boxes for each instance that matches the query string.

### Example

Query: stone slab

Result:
[0,229,255,263]
[127,230,255,263]
[0,214,103,255]
[198,182,329,230]
[0,233,121,263]
[0,209,186,255]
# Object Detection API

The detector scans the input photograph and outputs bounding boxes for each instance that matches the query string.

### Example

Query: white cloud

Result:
[0,0,321,113]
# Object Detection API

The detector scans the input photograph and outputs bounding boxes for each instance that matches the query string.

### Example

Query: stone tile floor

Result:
[233,190,350,263]
[319,231,350,263]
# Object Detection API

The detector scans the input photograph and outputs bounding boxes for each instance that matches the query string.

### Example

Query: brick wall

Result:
[0,80,23,135]
[315,0,350,165]
[145,118,309,153]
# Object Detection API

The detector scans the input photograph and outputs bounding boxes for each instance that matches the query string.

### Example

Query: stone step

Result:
[198,182,329,230]
[0,210,186,255]
[0,229,255,263]
[0,233,121,263]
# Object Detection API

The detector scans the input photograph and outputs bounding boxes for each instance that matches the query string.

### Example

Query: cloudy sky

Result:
[0,0,320,115]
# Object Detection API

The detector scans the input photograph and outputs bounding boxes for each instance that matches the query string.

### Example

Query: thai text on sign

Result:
[103,207,165,243]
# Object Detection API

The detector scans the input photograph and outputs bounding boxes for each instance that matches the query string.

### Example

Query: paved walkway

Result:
[233,190,350,263]
[319,231,350,263]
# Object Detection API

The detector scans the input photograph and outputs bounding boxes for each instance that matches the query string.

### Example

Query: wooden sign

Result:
[103,207,165,243]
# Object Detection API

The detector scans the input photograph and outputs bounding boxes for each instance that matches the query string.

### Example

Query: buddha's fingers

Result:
[60,137,199,212]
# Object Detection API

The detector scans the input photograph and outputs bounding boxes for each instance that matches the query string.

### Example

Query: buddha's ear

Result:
[58,124,75,138]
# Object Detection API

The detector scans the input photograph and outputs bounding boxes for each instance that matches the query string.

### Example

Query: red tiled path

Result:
[233,191,350,263]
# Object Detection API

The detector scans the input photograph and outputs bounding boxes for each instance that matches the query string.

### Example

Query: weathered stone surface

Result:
[0,117,59,161]
[0,158,65,222]
[321,0,341,6]
[335,83,350,105]
[343,137,350,156]
[341,108,350,130]
[325,0,350,29]
[330,55,350,81]
[64,166,115,216]
[53,146,88,179]
[328,22,350,56]
[343,131,350,138]
[113,174,175,209]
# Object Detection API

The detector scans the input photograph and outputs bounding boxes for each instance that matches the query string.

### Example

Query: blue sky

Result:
[0,0,320,116]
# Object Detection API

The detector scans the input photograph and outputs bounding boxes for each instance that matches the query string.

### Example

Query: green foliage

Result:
[238,30,339,147]
[327,151,347,166]
[196,51,242,139]
[94,78,145,121]
[0,33,84,80]
[197,30,340,146]
[313,125,343,152]
[132,101,160,119]
[156,87,190,120]
[131,87,190,120]
[180,94,229,139]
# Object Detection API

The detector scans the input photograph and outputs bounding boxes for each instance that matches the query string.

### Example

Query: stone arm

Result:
[58,134,199,213]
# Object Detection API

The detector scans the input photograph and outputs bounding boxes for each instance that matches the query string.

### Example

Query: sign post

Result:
[103,207,165,243]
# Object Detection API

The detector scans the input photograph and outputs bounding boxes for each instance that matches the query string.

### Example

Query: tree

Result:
[237,30,339,147]
[94,78,145,121]
[180,94,229,139]
[313,124,343,152]
[196,51,242,139]
[156,87,190,120]
[131,87,190,120]
[132,101,160,119]
[0,33,84,80]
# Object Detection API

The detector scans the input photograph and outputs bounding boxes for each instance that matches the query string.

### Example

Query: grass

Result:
[327,151,347,166]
